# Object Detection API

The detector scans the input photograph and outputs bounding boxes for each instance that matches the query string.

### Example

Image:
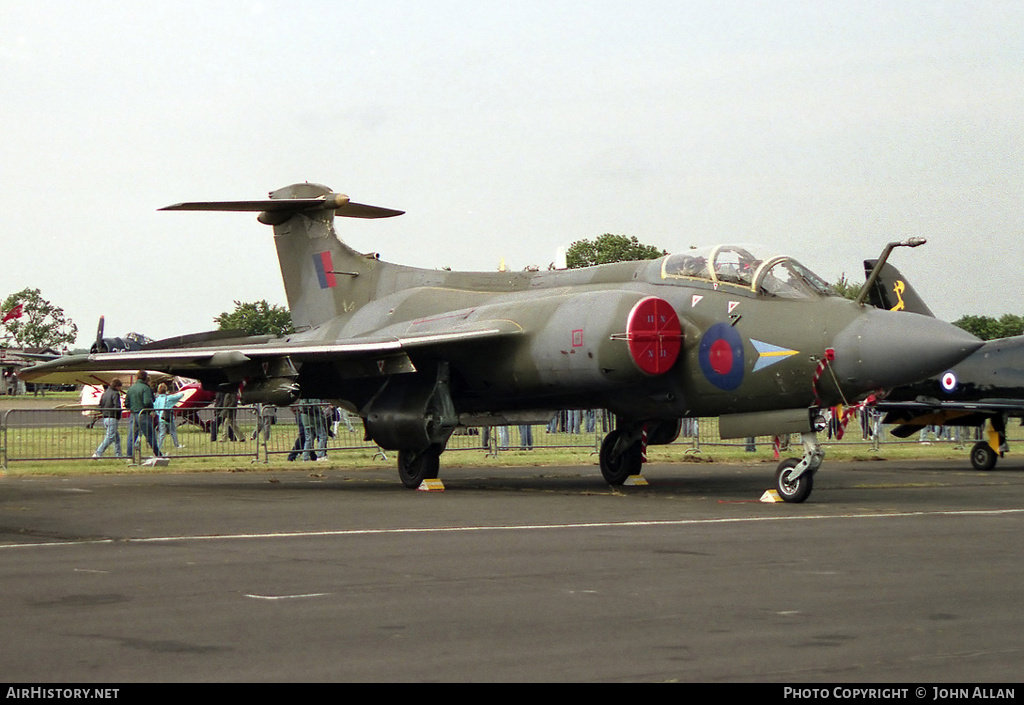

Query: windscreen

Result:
[662,245,837,299]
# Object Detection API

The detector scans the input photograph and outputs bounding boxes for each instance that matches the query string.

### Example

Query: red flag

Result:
[1,303,23,323]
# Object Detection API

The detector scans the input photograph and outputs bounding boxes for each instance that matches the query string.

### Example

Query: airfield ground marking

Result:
[1,508,1022,550]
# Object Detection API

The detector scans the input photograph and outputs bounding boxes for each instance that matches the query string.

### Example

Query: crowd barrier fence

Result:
[0,403,994,470]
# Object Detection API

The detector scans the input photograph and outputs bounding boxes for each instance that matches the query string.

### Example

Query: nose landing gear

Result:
[774,431,824,503]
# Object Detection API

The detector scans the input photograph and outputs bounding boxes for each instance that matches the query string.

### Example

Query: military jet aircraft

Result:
[20,183,982,501]
[864,259,1024,471]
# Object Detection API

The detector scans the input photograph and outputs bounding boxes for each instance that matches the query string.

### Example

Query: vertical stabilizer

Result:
[160,183,404,333]
[269,183,380,331]
[862,259,935,317]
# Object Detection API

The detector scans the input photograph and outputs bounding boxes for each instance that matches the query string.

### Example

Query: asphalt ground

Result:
[1,458,1023,683]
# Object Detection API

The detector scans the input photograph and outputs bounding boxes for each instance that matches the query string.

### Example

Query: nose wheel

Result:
[773,431,823,503]
[775,458,814,503]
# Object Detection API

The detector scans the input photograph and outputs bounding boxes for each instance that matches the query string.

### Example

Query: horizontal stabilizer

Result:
[160,193,404,219]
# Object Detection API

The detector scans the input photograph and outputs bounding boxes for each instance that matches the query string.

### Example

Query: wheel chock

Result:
[760,489,783,503]
[623,475,648,486]
[417,478,445,492]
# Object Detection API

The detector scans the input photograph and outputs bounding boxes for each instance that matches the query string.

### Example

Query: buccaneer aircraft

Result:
[20,183,982,501]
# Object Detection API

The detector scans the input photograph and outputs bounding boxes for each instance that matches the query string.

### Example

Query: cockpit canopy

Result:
[661,245,837,299]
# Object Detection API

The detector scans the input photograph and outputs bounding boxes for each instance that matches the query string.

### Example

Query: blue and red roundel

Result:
[940,370,958,393]
[699,323,745,391]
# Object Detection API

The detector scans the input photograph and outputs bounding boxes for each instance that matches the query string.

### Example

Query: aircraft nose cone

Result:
[830,309,982,394]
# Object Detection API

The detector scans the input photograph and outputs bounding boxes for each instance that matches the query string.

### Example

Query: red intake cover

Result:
[626,297,682,375]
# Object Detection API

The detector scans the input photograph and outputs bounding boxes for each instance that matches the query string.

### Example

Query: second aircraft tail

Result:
[861,259,935,317]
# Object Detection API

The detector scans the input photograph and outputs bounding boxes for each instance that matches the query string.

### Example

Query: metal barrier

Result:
[0,403,995,470]
[1,406,265,467]
[260,403,380,462]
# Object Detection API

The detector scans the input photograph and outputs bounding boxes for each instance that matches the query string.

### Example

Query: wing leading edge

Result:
[19,326,521,385]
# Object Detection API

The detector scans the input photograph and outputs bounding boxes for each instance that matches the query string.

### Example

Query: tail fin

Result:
[861,259,935,317]
[161,183,403,332]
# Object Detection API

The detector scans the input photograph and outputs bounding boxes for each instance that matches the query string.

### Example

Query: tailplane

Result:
[161,183,403,332]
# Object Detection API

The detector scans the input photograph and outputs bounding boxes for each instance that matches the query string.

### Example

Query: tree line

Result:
[0,290,292,351]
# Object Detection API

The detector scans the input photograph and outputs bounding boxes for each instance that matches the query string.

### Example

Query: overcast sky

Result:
[2,1,1022,347]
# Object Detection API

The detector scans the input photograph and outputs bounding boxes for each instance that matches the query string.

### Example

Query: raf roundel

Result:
[699,322,745,391]
[941,370,958,393]
[625,297,683,375]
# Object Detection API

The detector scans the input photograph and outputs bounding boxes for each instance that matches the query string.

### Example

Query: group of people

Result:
[2,369,25,396]
[546,409,608,435]
[481,424,535,451]
[91,377,357,462]
[286,400,350,461]
[92,371,186,460]
[209,389,243,442]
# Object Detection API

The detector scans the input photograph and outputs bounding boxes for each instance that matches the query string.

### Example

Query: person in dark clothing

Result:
[92,378,123,458]
[125,371,160,458]
[287,404,306,461]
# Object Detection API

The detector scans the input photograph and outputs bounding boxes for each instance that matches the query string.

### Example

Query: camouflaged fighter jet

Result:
[20,183,982,501]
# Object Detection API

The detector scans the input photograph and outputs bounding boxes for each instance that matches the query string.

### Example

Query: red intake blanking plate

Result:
[626,297,682,375]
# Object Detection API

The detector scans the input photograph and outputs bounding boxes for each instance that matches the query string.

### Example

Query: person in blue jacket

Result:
[154,382,186,454]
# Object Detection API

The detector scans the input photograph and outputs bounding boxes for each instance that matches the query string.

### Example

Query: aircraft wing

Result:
[878,399,1024,414]
[875,398,1024,437]
[22,369,176,388]
[18,324,522,385]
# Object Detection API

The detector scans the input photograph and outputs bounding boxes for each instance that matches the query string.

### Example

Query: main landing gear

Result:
[970,441,999,471]
[598,419,681,486]
[969,416,1007,471]
[599,429,644,485]
[774,431,824,503]
[397,444,443,488]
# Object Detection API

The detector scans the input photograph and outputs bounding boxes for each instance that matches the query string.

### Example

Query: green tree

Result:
[0,288,78,350]
[214,300,294,337]
[953,314,1024,341]
[565,234,666,269]
[831,272,861,301]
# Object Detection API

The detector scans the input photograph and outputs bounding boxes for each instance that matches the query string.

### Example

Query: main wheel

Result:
[970,441,998,471]
[599,430,643,485]
[397,445,441,488]
[775,458,813,503]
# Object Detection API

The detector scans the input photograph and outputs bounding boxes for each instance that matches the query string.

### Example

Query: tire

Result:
[775,458,813,503]
[397,445,441,488]
[970,441,998,471]
[599,430,643,485]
